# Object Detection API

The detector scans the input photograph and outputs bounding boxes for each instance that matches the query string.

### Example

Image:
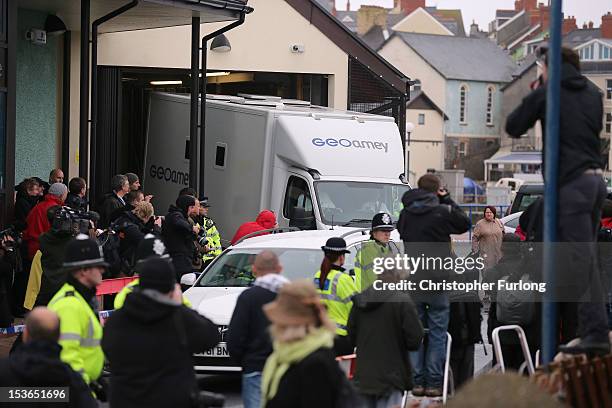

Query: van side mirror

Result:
[289,207,316,230]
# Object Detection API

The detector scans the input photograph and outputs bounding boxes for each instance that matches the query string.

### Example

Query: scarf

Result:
[260,327,334,405]
[253,274,289,293]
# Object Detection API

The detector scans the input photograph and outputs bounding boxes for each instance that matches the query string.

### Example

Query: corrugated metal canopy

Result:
[16,0,252,33]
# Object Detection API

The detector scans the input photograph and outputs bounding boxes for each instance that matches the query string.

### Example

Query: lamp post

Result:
[405,122,415,183]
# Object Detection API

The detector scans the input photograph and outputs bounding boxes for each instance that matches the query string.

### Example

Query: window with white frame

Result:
[486,86,494,125]
[418,113,425,125]
[606,112,612,134]
[459,85,468,124]
[458,142,467,157]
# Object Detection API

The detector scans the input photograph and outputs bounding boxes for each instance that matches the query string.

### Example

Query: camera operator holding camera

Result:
[32,206,98,307]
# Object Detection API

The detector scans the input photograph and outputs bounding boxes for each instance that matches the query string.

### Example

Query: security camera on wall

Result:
[25,29,47,45]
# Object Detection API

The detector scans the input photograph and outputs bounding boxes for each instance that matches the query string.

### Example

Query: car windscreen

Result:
[314,181,410,227]
[197,248,323,287]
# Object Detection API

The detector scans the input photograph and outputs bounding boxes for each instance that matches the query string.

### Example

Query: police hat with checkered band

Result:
[62,234,109,271]
[372,212,394,231]
[321,237,350,254]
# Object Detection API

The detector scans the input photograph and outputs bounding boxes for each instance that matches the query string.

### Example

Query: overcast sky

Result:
[335,0,611,30]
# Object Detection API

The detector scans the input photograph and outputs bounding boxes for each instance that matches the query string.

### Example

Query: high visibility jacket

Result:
[113,278,193,309]
[48,283,104,384]
[24,250,43,310]
[314,267,357,336]
[354,240,400,291]
[202,217,222,262]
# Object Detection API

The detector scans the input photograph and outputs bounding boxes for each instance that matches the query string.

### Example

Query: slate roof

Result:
[396,32,517,83]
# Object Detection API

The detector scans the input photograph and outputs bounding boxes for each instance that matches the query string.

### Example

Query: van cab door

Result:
[280,173,317,230]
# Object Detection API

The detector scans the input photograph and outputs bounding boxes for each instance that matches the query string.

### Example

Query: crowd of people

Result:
[0,44,610,408]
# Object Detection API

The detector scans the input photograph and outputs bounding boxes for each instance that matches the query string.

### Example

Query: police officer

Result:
[114,234,192,309]
[354,212,400,291]
[48,234,107,387]
[314,237,357,356]
[199,197,222,267]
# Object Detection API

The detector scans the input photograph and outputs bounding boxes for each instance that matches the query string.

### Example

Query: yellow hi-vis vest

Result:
[48,283,104,384]
[354,240,400,291]
[314,268,357,336]
[113,278,192,309]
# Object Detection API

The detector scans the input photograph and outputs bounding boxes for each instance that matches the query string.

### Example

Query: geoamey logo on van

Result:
[311,137,389,153]
[149,165,190,186]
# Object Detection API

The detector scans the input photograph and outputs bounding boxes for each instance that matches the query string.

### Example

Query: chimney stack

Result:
[602,12,612,39]
[562,15,577,35]
[396,0,426,15]
[346,0,350,11]
[357,6,388,36]
[588,21,594,29]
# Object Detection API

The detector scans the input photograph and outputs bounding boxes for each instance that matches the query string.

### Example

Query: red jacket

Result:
[23,194,64,259]
[231,210,277,245]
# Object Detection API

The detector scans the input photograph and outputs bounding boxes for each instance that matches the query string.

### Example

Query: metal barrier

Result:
[491,325,535,375]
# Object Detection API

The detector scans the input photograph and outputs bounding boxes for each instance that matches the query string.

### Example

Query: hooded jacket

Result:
[506,63,603,186]
[162,205,196,275]
[347,286,423,395]
[231,210,277,245]
[23,194,64,259]
[101,290,220,408]
[397,190,470,283]
[0,340,97,408]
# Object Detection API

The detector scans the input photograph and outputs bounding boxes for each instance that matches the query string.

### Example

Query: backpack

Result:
[496,274,535,325]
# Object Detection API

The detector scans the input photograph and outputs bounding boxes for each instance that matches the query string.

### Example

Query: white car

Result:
[181,227,399,373]
[500,211,523,234]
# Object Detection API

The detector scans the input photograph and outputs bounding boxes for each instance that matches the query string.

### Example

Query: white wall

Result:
[407,108,445,179]
[379,36,446,109]
[96,0,349,108]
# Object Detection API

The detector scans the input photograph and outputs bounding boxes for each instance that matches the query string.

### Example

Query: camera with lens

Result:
[52,207,100,236]
[0,226,22,252]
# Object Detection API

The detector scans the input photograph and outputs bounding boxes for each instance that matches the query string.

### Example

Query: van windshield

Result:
[197,248,324,287]
[314,181,410,227]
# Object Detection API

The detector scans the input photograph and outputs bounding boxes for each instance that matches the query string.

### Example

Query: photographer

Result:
[33,207,97,307]
[114,201,161,271]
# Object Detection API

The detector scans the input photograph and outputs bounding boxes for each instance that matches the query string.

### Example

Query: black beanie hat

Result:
[176,195,197,214]
[139,258,176,293]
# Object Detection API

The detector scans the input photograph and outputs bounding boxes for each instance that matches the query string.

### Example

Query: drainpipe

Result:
[79,0,90,179]
[90,0,139,202]
[199,13,246,196]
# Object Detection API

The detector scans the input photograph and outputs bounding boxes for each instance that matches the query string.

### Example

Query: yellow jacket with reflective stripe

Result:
[203,218,222,262]
[314,268,357,336]
[24,250,43,310]
[48,282,104,384]
[113,278,192,309]
[354,240,397,292]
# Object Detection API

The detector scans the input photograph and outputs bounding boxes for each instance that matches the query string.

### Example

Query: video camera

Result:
[52,207,100,236]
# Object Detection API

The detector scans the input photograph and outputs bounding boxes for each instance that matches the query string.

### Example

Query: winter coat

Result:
[397,189,470,283]
[162,205,196,276]
[97,193,125,229]
[264,348,342,408]
[472,218,504,269]
[23,194,65,260]
[0,340,97,408]
[34,230,73,307]
[114,211,160,267]
[231,210,277,245]
[347,286,424,395]
[14,192,40,231]
[227,286,277,373]
[101,290,220,408]
[506,63,603,186]
[64,193,88,212]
